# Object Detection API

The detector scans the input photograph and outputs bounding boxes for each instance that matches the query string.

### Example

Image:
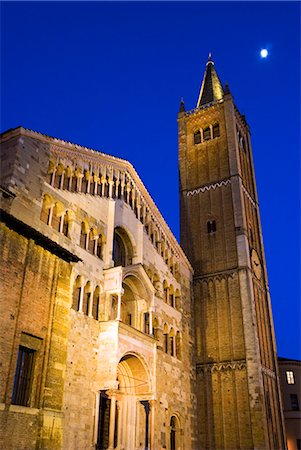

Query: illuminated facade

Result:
[0,56,286,449]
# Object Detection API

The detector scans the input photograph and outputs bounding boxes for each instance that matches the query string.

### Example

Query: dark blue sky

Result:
[1,1,300,359]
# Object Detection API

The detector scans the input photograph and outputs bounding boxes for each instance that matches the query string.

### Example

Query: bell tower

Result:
[178,55,286,449]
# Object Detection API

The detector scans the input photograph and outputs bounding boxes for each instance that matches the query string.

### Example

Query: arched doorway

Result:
[97,353,151,450]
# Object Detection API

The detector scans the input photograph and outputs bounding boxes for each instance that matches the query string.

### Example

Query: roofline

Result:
[0,126,193,272]
[278,356,301,364]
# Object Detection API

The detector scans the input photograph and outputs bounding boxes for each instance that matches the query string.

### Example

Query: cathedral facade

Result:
[0,57,285,449]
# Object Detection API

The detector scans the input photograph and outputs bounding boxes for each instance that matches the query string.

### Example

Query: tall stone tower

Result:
[178,55,286,450]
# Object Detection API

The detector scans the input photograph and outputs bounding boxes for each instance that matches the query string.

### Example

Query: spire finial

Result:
[179,97,185,113]
[207,52,214,66]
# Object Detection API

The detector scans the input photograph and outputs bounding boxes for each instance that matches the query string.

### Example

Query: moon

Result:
[260,49,268,58]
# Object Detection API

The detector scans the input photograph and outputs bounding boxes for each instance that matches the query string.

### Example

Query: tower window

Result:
[12,346,35,406]
[286,370,295,384]
[207,220,216,234]
[213,123,220,138]
[290,394,299,411]
[194,130,201,144]
[203,127,211,141]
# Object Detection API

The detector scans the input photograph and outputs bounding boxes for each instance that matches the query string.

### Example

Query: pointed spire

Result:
[196,54,224,108]
[179,97,186,113]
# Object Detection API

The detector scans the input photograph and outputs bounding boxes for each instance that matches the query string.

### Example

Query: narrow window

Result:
[265,392,272,420]
[88,230,95,254]
[62,214,69,237]
[92,290,100,320]
[72,286,81,311]
[290,394,299,411]
[12,346,35,406]
[80,224,87,249]
[164,333,168,353]
[207,220,216,234]
[203,127,211,141]
[96,238,102,259]
[194,130,201,144]
[213,123,220,138]
[286,370,295,385]
[170,335,174,356]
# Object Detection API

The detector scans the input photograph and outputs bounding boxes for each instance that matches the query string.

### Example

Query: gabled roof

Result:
[197,54,224,108]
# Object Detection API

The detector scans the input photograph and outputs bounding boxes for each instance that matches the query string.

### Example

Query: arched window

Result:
[203,126,211,141]
[70,175,77,192]
[170,416,178,450]
[40,195,53,225]
[213,123,220,138]
[153,317,158,340]
[194,130,201,144]
[96,236,102,259]
[176,331,181,360]
[83,282,91,316]
[113,232,126,267]
[80,222,88,249]
[54,164,64,189]
[175,289,180,310]
[163,281,169,303]
[72,276,82,311]
[62,213,69,237]
[169,285,175,307]
[92,287,100,320]
[46,160,55,185]
[51,203,61,232]
[170,328,175,356]
[88,228,96,254]
[113,228,133,267]
[163,324,169,353]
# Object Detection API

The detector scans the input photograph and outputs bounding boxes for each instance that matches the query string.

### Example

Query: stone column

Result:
[117,292,122,321]
[149,309,153,336]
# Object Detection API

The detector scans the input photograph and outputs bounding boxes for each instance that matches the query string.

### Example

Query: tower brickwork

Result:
[178,57,286,449]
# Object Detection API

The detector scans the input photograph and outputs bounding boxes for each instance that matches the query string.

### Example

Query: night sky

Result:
[1,1,300,359]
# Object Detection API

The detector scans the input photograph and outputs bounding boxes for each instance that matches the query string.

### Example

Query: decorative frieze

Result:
[186,178,231,197]
[196,359,246,374]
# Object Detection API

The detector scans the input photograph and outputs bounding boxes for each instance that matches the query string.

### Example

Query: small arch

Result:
[52,202,64,232]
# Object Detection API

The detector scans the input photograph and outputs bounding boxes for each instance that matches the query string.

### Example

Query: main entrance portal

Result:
[97,353,152,450]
